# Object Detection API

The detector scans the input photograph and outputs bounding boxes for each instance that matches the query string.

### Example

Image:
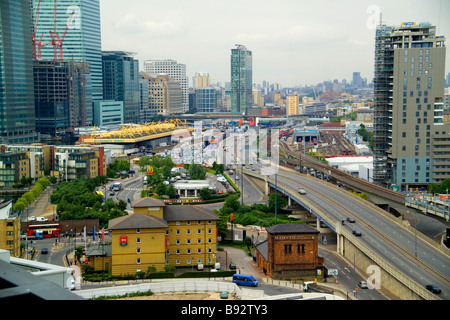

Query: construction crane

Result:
[52,10,75,61]
[32,0,74,62]
[31,0,42,60]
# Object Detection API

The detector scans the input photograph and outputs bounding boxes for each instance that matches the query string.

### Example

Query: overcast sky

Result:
[100,0,450,87]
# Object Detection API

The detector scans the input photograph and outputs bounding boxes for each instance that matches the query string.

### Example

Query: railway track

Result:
[279,140,405,204]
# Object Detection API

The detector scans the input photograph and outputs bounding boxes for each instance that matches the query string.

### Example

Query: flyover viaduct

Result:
[243,167,448,300]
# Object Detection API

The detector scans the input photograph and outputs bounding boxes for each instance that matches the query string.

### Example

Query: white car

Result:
[36,217,48,222]
[297,188,306,195]
[28,216,36,221]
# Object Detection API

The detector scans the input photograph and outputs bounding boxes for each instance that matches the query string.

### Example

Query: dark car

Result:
[41,248,48,254]
[425,284,441,294]
[109,191,115,196]
[352,230,362,236]
[347,217,356,223]
[229,263,237,270]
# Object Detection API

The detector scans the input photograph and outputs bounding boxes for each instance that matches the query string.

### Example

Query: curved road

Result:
[255,165,449,300]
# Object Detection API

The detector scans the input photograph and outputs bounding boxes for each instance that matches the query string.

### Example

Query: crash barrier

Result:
[74,279,241,300]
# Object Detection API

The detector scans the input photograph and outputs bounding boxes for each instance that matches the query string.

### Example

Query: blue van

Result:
[232,274,258,287]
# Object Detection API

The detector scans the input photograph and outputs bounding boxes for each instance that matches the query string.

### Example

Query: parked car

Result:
[297,188,306,195]
[36,216,48,222]
[109,191,115,196]
[346,217,355,223]
[358,281,368,289]
[220,291,228,299]
[229,263,237,270]
[28,216,36,221]
[425,284,441,294]
[352,230,362,236]
[41,248,48,254]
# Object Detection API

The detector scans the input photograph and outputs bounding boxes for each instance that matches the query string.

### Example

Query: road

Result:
[259,166,449,300]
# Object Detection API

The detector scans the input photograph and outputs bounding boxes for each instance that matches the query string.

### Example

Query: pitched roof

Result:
[266,224,319,235]
[255,239,268,261]
[131,197,165,208]
[164,205,219,222]
[108,212,168,230]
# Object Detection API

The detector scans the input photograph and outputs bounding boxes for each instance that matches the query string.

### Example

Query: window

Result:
[136,258,141,264]
[136,228,141,233]
[136,248,141,254]
[176,229,180,235]
[136,238,141,244]
[284,244,292,254]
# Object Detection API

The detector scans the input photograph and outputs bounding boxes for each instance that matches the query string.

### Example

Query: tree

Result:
[268,193,287,212]
[199,188,213,200]
[221,194,240,214]
[138,156,152,169]
[166,184,177,199]
[189,163,205,180]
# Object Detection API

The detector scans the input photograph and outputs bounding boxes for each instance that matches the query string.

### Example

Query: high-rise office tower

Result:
[231,45,252,114]
[373,22,448,187]
[143,59,188,113]
[0,0,39,144]
[32,0,103,125]
[102,51,140,124]
[34,60,91,135]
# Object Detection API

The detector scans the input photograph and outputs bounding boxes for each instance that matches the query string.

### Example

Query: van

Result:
[232,274,258,287]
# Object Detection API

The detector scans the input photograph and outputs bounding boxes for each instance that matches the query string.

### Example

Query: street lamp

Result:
[274,173,277,225]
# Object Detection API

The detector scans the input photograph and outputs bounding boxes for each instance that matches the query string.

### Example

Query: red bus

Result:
[28,224,60,238]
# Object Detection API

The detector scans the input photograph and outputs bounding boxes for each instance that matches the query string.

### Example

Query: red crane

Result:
[46,0,75,62]
[55,11,75,61]
[31,0,42,60]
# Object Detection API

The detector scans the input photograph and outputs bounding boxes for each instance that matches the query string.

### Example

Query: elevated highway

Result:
[243,166,449,300]
[279,140,405,207]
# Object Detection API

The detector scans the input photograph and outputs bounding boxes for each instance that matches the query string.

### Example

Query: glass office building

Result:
[0,0,39,144]
[102,51,140,124]
[231,45,252,114]
[32,0,103,125]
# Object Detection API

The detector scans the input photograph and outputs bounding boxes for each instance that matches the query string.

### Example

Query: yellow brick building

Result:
[0,201,20,257]
[108,198,219,277]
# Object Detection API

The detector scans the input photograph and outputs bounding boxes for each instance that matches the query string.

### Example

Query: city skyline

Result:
[100,0,450,87]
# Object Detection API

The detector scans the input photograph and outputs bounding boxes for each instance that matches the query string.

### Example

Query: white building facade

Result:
[143,59,189,112]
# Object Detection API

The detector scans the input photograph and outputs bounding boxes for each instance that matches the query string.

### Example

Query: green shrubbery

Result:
[13,177,50,212]
[51,176,127,225]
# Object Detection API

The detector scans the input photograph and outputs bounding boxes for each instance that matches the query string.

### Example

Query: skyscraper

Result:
[32,0,103,125]
[231,44,252,114]
[352,72,362,89]
[373,22,448,187]
[34,60,91,135]
[102,51,140,124]
[143,59,188,113]
[0,0,39,144]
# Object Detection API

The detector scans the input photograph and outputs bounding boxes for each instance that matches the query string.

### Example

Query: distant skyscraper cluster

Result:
[1,1,449,189]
